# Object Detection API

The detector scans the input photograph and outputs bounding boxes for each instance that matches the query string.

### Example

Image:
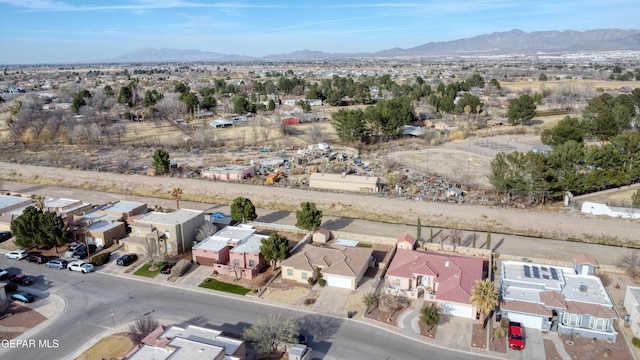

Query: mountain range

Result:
[105,29,640,63]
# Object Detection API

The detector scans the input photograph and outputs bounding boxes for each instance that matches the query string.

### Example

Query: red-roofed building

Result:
[396,233,417,250]
[384,248,484,319]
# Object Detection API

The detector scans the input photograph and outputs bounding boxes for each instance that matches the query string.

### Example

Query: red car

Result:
[10,274,34,286]
[508,321,524,350]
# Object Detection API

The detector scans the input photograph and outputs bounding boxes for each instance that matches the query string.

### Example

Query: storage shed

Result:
[309,173,379,193]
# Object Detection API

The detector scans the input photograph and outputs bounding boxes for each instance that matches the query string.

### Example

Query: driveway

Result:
[435,315,474,350]
[312,286,353,316]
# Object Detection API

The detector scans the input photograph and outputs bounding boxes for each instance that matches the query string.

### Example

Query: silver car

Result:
[5,249,27,260]
[67,260,94,274]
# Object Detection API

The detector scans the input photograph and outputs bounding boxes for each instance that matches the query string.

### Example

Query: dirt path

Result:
[0,161,638,245]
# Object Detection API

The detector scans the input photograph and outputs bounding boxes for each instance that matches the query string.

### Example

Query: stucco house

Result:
[191,225,267,280]
[201,165,255,181]
[127,209,204,255]
[500,254,617,341]
[384,248,484,319]
[280,244,373,290]
[624,286,640,337]
[125,324,245,360]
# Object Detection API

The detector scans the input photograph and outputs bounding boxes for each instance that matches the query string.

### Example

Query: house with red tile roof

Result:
[384,248,484,319]
[500,253,617,341]
[280,244,373,290]
[396,233,417,250]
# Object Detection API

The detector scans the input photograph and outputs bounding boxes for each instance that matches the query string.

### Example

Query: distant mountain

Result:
[104,29,640,63]
[104,48,253,63]
[376,29,640,56]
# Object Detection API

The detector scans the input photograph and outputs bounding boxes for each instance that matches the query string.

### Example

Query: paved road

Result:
[0,258,499,360]
[2,181,634,267]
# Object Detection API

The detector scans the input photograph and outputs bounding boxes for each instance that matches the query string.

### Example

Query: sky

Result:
[0,0,638,65]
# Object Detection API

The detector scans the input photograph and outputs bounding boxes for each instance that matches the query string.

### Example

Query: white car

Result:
[67,260,94,274]
[5,250,27,260]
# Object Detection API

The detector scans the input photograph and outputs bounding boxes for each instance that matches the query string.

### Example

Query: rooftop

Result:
[212,225,255,242]
[309,172,379,185]
[0,195,33,213]
[232,234,267,254]
[136,209,202,226]
[100,200,147,215]
[86,220,123,232]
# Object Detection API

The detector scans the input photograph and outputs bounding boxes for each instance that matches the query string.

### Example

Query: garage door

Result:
[195,256,215,266]
[506,312,544,329]
[440,302,474,319]
[325,275,352,289]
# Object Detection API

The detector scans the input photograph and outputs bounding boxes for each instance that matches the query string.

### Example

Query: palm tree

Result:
[169,187,183,209]
[31,194,45,211]
[420,302,440,331]
[470,279,499,327]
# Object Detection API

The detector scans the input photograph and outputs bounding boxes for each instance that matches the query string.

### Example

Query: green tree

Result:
[541,116,584,147]
[152,148,170,175]
[173,83,189,94]
[260,233,289,267]
[230,197,257,223]
[470,279,499,326]
[143,89,163,107]
[486,232,491,250]
[539,73,548,81]
[231,96,250,115]
[200,95,216,111]
[40,211,72,252]
[267,99,276,111]
[71,89,92,113]
[118,82,136,107]
[10,206,43,249]
[507,95,537,125]
[179,92,199,112]
[243,313,299,355]
[332,108,367,143]
[464,73,485,88]
[295,202,323,231]
[10,206,70,250]
[489,78,501,90]
[416,218,422,245]
[454,93,483,115]
[420,302,441,331]
[103,85,114,96]
[632,189,640,208]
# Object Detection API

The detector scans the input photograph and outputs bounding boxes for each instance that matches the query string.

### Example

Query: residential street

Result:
[0,257,500,360]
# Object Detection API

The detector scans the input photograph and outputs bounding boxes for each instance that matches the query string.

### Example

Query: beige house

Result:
[280,244,373,290]
[309,173,379,193]
[128,209,204,254]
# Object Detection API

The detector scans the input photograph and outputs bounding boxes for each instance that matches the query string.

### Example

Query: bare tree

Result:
[449,228,462,251]
[234,129,246,148]
[129,316,160,343]
[196,223,218,241]
[144,237,160,271]
[305,123,325,143]
[154,93,186,125]
[260,120,272,142]
[617,251,640,278]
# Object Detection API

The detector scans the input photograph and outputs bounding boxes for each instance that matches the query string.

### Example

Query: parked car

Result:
[72,246,88,259]
[0,231,12,242]
[45,258,69,270]
[3,282,18,293]
[0,268,8,280]
[26,254,48,264]
[67,260,94,274]
[10,274,34,286]
[160,262,176,274]
[5,250,27,260]
[508,321,525,350]
[11,291,35,303]
[64,242,84,258]
[116,254,138,266]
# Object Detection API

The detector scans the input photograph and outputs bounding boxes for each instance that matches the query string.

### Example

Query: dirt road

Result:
[0,161,638,245]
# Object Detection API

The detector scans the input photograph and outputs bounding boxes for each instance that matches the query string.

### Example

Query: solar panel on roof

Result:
[523,265,531,278]
[541,266,548,271]
[533,266,540,278]
[550,267,558,280]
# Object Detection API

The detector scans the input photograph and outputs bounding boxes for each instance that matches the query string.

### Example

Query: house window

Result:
[563,313,580,327]
[301,272,308,280]
[395,278,401,287]
[249,260,255,267]
[233,259,240,266]
[589,317,608,331]
[287,268,293,276]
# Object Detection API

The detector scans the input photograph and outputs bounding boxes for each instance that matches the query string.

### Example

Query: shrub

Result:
[304,298,316,306]
[307,277,316,286]
[172,259,192,278]
[91,252,111,266]
[500,318,509,329]
[318,278,327,287]
[494,328,506,339]
[632,337,640,348]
